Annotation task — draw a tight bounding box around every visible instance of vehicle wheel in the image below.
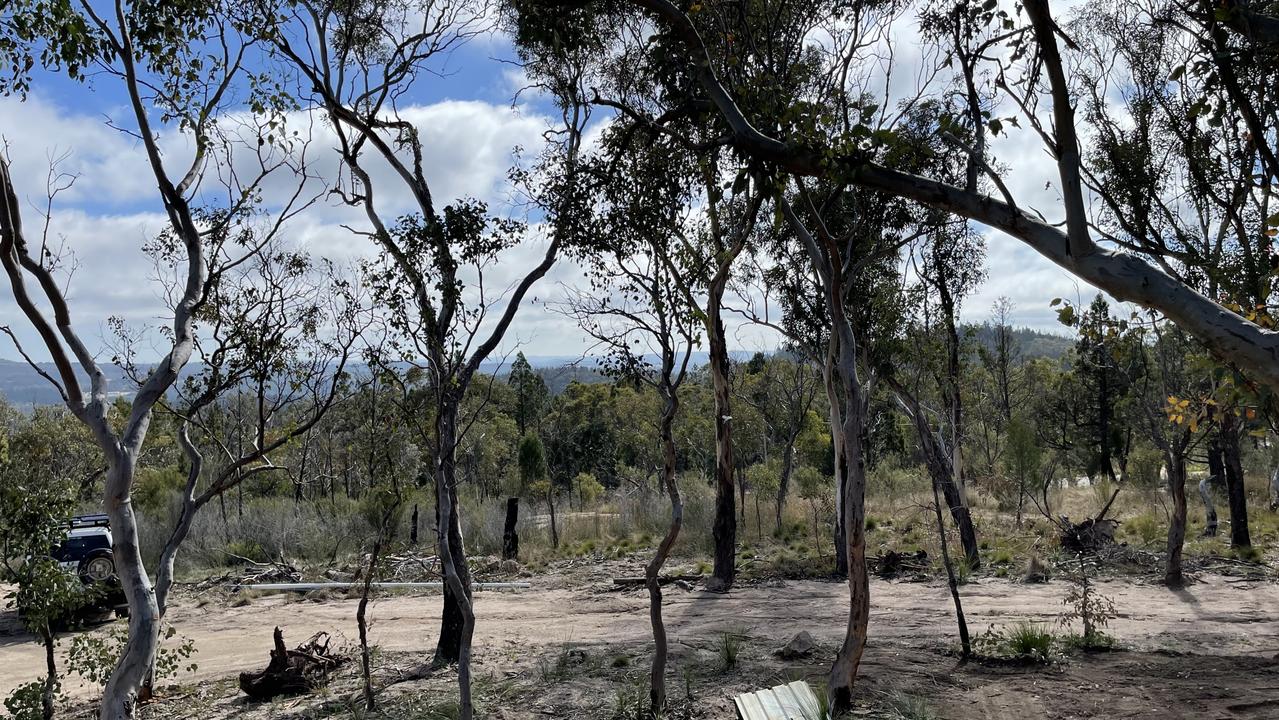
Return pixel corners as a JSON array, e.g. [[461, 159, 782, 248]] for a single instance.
[[78, 549, 116, 584]]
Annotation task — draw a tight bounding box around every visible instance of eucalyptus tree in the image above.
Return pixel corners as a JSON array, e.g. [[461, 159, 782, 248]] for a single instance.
[[903, 219, 985, 568], [1077, 0, 1276, 548], [664, 174, 763, 592], [737, 355, 821, 533], [118, 248, 366, 624], [560, 133, 699, 711], [0, 3, 307, 714], [1129, 321, 1212, 587], [264, 4, 593, 714]]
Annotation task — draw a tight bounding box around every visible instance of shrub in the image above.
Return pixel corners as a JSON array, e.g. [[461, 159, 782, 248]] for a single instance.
[[719, 632, 742, 671], [1058, 556, 1117, 650], [1004, 622, 1054, 660], [1124, 511, 1164, 546], [3, 680, 61, 720], [68, 625, 197, 687]]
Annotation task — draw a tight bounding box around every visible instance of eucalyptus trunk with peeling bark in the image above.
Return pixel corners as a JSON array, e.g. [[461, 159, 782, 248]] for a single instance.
[[782, 198, 870, 711], [706, 300, 737, 592], [825, 338, 849, 578]]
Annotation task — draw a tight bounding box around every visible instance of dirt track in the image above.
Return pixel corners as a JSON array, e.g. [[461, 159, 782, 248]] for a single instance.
[[3, 572, 1279, 717]]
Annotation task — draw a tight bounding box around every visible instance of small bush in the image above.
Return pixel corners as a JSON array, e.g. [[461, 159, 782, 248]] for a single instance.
[[719, 632, 742, 671], [4, 680, 62, 720], [1004, 622, 1054, 661], [881, 691, 936, 720]]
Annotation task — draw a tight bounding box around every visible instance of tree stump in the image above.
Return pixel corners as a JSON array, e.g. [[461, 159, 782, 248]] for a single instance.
[[238, 627, 345, 700], [502, 497, 520, 560], [410, 503, 420, 546]]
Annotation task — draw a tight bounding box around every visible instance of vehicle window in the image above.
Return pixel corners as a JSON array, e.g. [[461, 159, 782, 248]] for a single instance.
[[52, 535, 110, 560]]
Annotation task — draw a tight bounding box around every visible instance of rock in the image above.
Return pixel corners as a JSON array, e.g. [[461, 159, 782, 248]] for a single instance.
[[775, 631, 816, 660]]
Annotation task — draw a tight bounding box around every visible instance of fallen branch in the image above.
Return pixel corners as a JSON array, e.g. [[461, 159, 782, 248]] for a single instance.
[[612, 574, 702, 587]]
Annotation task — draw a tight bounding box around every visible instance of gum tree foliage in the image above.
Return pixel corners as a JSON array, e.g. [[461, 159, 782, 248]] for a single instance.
[[0, 2, 306, 715], [517, 0, 1279, 410], [1076, 0, 1275, 548], [555, 120, 701, 712]]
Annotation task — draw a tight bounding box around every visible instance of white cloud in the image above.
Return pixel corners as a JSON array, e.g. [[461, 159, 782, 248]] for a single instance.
[[0, 94, 560, 363]]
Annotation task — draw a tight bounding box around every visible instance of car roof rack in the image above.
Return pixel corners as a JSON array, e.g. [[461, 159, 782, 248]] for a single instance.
[[69, 514, 111, 529]]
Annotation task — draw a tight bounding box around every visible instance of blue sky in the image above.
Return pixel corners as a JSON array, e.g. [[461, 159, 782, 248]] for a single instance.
[[0, 14, 1098, 367]]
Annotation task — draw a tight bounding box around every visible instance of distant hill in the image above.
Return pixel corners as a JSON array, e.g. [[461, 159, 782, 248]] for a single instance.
[[966, 324, 1073, 361], [0, 359, 142, 408], [0, 338, 1070, 406]]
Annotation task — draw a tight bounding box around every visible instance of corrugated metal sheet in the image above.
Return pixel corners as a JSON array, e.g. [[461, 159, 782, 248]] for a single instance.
[[733, 680, 823, 720]]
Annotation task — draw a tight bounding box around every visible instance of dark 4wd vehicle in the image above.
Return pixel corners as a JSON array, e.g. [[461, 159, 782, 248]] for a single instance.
[[49, 514, 129, 621]]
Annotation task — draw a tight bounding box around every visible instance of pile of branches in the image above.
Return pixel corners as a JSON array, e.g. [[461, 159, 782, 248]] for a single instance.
[[239, 627, 346, 700], [367, 551, 439, 581], [230, 556, 302, 586], [191, 555, 301, 593]]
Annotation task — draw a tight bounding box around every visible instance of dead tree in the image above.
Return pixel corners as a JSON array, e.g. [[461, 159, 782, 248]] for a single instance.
[[502, 498, 520, 560]]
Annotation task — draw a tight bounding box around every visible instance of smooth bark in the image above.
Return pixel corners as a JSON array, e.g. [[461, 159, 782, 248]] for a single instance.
[[783, 198, 869, 712]]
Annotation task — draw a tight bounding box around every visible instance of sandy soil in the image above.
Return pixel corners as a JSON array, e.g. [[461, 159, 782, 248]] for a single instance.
[[3, 568, 1279, 718]]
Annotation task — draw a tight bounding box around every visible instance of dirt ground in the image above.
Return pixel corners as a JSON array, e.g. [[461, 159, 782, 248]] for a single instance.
[[2, 565, 1279, 718]]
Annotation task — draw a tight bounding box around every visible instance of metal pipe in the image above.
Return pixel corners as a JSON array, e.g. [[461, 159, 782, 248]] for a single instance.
[[235, 581, 530, 592]]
